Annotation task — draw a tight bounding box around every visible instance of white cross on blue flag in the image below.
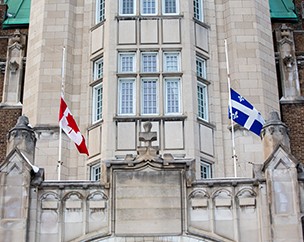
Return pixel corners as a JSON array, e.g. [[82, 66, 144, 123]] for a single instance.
[[229, 88, 265, 136]]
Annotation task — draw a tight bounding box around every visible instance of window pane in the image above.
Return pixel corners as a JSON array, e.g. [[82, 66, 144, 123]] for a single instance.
[[197, 83, 208, 120], [200, 161, 211, 179], [196, 57, 206, 79], [193, 0, 203, 21], [94, 58, 103, 80], [163, 0, 177, 14], [91, 164, 101, 181], [142, 53, 157, 72], [119, 79, 135, 114], [164, 53, 180, 72], [142, 79, 158, 114], [142, 0, 156, 14], [93, 84, 103, 122], [119, 54, 135, 73], [96, 0, 105, 23], [121, 0, 135, 15], [165, 79, 180, 114]]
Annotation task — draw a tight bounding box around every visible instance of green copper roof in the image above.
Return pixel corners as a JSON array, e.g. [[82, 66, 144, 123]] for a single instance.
[[3, 0, 31, 28], [269, 0, 298, 21]]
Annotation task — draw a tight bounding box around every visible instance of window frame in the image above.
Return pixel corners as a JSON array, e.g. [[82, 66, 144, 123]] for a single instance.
[[141, 52, 159, 73], [141, 78, 159, 115], [96, 0, 105, 24], [197, 81, 208, 121], [118, 52, 136, 73], [92, 83, 103, 123], [90, 163, 101, 181], [163, 52, 181, 72], [196, 56, 207, 79], [141, 0, 158, 15], [193, 0, 204, 22], [93, 57, 103, 81], [118, 78, 136, 115], [119, 0, 136, 16], [200, 160, 212, 179], [162, 0, 179, 15], [164, 78, 181, 115]]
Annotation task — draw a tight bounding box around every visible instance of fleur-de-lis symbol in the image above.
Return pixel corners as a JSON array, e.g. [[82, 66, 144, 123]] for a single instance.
[[232, 111, 238, 120], [238, 95, 244, 102]]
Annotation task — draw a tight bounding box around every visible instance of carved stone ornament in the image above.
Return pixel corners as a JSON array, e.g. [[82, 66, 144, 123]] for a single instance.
[[283, 55, 294, 70], [9, 60, 19, 73]]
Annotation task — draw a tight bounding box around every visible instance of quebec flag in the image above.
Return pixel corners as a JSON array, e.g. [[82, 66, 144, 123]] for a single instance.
[[229, 88, 265, 136]]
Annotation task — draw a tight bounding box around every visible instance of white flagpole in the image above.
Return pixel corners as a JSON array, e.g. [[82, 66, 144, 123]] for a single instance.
[[224, 39, 237, 178], [58, 46, 66, 181]]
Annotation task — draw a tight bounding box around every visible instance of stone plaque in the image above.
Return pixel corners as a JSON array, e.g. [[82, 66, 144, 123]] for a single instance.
[[114, 167, 182, 235]]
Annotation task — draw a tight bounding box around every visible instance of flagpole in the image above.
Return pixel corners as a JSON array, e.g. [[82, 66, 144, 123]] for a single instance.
[[58, 46, 66, 181], [224, 39, 237, 178]]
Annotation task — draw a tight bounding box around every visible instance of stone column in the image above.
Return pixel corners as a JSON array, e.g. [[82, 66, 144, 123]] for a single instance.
[[0, 115, 36, 241]]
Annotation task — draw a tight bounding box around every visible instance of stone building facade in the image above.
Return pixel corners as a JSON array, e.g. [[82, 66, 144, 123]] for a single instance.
[[0, 114, 303, 241], [21, 0, 278, 181], [1, 0, 304, 241]]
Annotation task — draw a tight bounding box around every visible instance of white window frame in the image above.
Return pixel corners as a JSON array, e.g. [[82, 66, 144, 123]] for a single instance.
[[141, 0, 158, 15], [118, 53, 136, 73], [193, 0, 204, 22], [197, 82, 208, 121], [92, 83, 103, 123], [93, 58, 103, 81], [119, 0, 136, 16], [163, 52, 181, 72], [196, 56, 207, 79], [90, 163, 101, 181], [141, 52, 158, 73], [141, 78, 159, 115], [162, 0, 179, 15], [96, 0, 105, 24], [200, 160, 212, 179], [164, 78, 181, 114], [118, 78, 136, 115]]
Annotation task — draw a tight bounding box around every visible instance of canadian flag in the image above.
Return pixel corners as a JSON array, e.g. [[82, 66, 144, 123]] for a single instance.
[[59, 97, 89, 156]]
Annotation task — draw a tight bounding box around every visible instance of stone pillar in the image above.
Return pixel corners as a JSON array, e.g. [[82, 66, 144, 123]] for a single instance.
[[261, 111, 290, 160], [0, 115, 36, 242]]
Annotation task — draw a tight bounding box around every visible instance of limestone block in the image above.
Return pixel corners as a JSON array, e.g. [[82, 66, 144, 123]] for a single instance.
[[191, 198, 208, 208], [118, 20, 136, 44], [164, 121, 183, 149], [162, 19, 180, 43], [195, 23, 209, 52], [140, 20, 158, 44], [91, 25, 104, 54], [117, 122, 136, 150], [41, 201, 58, 209], [214, 198, 231, 207], [238, 197, 255, 206], [65, 200, 82, 209], [199, 124, 214, 156], [89, 200, 106, 209]]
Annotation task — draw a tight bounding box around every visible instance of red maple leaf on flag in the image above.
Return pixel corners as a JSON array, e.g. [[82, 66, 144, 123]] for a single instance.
[[66, 113, 80, 133]]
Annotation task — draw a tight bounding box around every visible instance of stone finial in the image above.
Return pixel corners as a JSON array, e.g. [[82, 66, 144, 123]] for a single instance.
[[136, 122, 160, 162], [261, 111, 290, 160], [7, 115, 36, 162]]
